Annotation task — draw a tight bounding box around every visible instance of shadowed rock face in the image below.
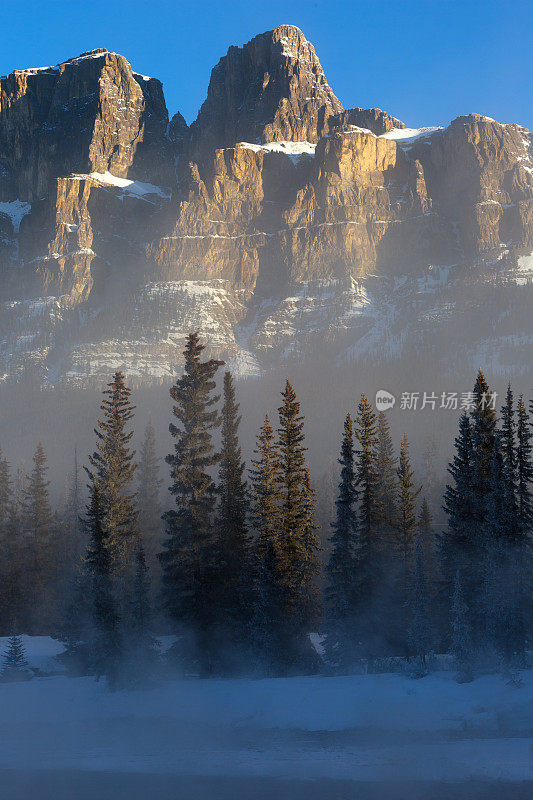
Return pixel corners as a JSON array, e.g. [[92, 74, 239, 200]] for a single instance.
[[0, 27, 531, 366]]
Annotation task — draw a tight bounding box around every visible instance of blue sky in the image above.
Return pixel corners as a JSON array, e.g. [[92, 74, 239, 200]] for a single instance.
[[2, 0, 531, 129]]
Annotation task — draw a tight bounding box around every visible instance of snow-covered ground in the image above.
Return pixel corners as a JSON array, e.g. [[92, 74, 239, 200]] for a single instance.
[[0, 637, 531, 789]]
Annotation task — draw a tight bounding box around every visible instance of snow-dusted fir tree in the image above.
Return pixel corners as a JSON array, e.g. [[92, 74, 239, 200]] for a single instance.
[[1, 628, 30, 681], [325, 413, 359, 668]]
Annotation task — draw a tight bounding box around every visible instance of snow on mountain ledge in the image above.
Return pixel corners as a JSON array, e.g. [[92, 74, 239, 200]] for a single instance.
[[0, 199, 32, 233], [380, 126, 443, 147], [237, 141, 316, 163], [73, 171, 170, 199]]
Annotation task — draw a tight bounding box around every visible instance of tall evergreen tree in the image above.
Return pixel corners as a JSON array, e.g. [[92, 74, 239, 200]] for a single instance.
[[440, 412, 476, 634], [88, 371, 138, 574], [136, 420, 163, 572], [353, 394, 382, 660], [375, 411, 397, 531], [160, 333, 223, 674], [394, 436, 421, 565], [471, 369, 497, 531], [252, 540, 287, 675], [298, 468, 321, 631], [499, 385, 519, 541], [483, 437, 525, 666], [516, 395, 533, 538], [325, 413, 359, 668], [84, 479, 122, 687], [249, 413, 280, 560], [393, 435, 421, 654], [0, 465, 25, 633], [23, 443, 56, 631], [125, 543, 159, 682], [275, 379, 319, 670], [216, 371, 250, 642]]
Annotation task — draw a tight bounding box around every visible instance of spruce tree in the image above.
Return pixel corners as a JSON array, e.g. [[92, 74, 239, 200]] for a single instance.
[[440, 412, 476, 633], [23, 443, 56, 631], [516, 395, 533, 537], [499, 385, 519, 541], [0, 466, 25, 633], [276, 379, 318, 670], [325, 413, 359, 668], [252, 540, 287, 675], [1, 628, 30, 681], [85, 479, 122, 687], [136, 420, 163, 573], [59, 448, 84, 585], [216, 371, 250, 643], [298, 468, 321, 632], [249, 413, 280, 560], [394, 435, 421, 654], [88, 371, 138, 575], [160, 333, 223, 674], [353, 394, 382, 661], [471, 369, 497, 532], [375, 411, 397, 531], [483, 437, 525, 666], [395, 436, 421, 565], [125, 543, 159, 682]]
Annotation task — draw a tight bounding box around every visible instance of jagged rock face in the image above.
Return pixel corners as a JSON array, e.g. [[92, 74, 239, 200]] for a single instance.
[[188, 25, 343, 158], [0, 31, 532, 387], [0, 49, 171, 202], [329, 107, 405, 136], [412, 114, 533, 255]]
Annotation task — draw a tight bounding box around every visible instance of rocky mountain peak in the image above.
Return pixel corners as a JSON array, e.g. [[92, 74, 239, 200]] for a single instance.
[[188, 24, 343, 159]]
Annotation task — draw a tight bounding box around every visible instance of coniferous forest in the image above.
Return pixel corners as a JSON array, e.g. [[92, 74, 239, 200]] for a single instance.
[[0, 332, 531, 687]]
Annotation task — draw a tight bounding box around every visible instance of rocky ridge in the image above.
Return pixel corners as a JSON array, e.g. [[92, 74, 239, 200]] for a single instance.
[[0, 26, 532, 385]]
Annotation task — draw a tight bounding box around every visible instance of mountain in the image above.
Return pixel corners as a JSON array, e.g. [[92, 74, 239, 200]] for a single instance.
[[0, 26, 532, 387]]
